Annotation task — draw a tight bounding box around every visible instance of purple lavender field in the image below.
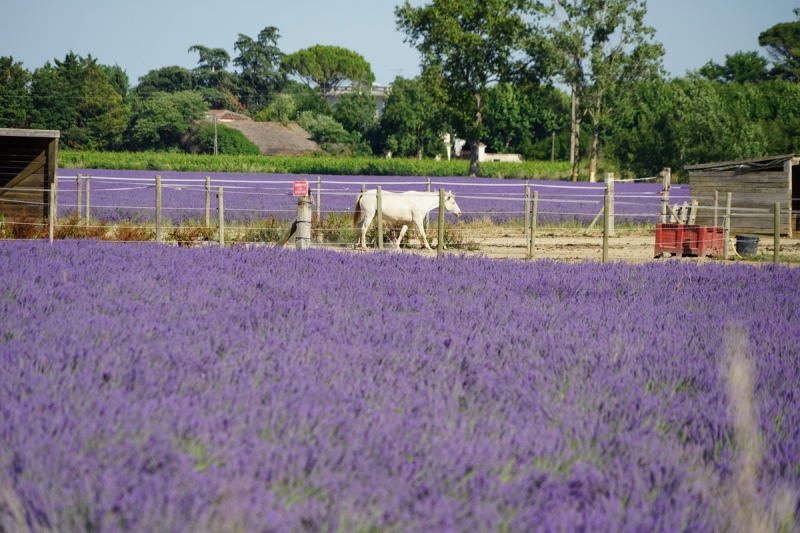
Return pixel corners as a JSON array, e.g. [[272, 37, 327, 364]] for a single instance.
[[1, 241, 798, 532], [58, 169, 682, 225]]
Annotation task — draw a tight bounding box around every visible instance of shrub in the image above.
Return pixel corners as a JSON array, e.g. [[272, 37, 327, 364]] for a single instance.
[[114, 223, 155, 241], [186, 123, 261, 156], [167, 223, 215, 246], [53, 215, 107, 239]]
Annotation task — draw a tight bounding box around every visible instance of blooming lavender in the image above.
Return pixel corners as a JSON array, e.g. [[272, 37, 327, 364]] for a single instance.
[[57, 169, 674, 225], [1, 241, 797, 532]]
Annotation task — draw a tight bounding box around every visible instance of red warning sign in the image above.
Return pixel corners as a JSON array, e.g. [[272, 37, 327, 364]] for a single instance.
[[293, 180, 309, 196]]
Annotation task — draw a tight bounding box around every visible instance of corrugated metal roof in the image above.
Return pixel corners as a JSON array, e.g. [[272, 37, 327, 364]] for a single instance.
[[684, 154, 798, 172]]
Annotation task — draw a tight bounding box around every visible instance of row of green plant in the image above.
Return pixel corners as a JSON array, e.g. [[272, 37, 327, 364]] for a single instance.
[[58, 151, 575, 179]]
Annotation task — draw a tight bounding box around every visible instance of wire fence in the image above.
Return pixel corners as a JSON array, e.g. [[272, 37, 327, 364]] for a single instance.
[[1, 170, 798, 261]]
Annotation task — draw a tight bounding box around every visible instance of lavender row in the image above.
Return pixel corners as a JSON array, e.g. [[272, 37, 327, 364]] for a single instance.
[[1, 241, 798, 532], [56, 169, 674, 225]]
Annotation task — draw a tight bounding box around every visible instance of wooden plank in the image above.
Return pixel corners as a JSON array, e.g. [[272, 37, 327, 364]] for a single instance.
[[690, 171, 789, 180], [0, 129, 60, 139], [0, 152, 45, 196]]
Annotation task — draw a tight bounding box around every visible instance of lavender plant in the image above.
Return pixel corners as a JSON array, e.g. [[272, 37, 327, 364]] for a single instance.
[[0, 241, 797, 532]]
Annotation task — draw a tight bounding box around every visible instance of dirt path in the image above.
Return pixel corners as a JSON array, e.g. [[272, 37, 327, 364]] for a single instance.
[[347, 228, 800, 263]]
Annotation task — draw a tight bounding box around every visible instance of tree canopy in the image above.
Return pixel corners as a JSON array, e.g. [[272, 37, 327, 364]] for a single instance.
[[396, 0, 548, 176], [281, 45, 375, 97], [759, 19, 800, 81], [0, 56, 32, 129]]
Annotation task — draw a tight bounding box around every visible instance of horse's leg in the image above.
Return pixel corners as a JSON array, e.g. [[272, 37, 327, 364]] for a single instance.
[[359, 211, 374, 249], [396, 224, 408, 249], [413, 217, 432, 250]]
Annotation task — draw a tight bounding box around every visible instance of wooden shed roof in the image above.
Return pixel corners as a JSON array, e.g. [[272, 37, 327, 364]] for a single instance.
[[0, 128, 60, 139], [684, 154, 799, 173]]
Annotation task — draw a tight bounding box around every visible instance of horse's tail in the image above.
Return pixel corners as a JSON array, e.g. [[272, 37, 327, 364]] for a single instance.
[[352, 194, 363, 229]]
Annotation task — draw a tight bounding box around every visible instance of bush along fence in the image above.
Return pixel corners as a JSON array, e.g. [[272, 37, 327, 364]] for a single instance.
[[0, 169, 795, 263]]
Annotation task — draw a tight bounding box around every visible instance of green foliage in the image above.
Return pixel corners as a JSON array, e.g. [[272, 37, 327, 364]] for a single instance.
[[605, 78, 770, 177], [698, 51, 770, 84], [29, 52, 128, 150], [379, 76, 444, 158], [0, 56, 32, 128], [483, 83, 533, 153], [233, 26, 285, 109], [134, 66, 193, 96], [281, 45, 375, 97], [59, 150, 574, 179], [281, 81, 331, 116], [263, 93, 296, 125], [128, 91, 209, 150], [332, 87, 377, 136], [396, 0, 548, 176], [759, 19, 800, 81], [186, 122, 261, 155]]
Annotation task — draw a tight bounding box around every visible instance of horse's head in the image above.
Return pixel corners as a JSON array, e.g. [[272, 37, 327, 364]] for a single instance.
[[444, 191, 461, 217]]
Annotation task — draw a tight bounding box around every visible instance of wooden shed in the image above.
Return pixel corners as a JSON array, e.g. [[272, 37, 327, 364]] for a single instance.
[[685, 154, 798, 238], [0, 128, 60, 220]]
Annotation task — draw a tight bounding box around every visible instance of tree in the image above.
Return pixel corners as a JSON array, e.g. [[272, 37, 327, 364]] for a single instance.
[[0, 56, 32, 128], [29, 52, 128, 150], [281, 80, 331, 115], [606, 78, 766, 178], [134, 66, 194, 97], [379, 76, 444, 159], [127, 91, 208, 150], [281, 45, 375, 98], [759, 17, 800, 81], [698, 51, 769, 83], [332, 87, 377, 137], [232, 26, 284, 109], [551, 0, 663, 182], [482, 83, 533, 153], [253, 93, 296, 125], [187, 45, 237, 96], [396, 0, 547, 176]]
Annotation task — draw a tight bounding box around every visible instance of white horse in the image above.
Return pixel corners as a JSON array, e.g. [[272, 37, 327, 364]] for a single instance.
[[352, 189, 462, 250]]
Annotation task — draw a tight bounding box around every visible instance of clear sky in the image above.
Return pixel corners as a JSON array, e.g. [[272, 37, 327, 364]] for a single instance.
[[1, 0, 796, 88]]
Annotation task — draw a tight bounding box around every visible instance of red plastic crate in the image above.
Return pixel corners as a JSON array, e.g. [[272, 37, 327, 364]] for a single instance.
[[655, 223, 724, 258]]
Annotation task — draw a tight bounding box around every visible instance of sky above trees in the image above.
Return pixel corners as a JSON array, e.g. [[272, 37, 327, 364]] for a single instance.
[[1, 0, 795, 87]]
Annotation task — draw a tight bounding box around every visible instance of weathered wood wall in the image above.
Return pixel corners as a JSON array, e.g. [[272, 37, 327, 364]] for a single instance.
[[689, 159, 794, 237], [0, 129, 59, 220]]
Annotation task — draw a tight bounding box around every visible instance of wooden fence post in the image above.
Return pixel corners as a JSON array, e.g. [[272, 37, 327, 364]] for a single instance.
[[155, 175, 162, 243], [714, 190, 719, 228], [524, 182, 530, 242], [316, 176, 321, 221], [723, 192, 732, 259], [376, 186, 384, 250], [205, 176, 211, 228], [774, 202, 781, 264], [528, 190, 538, 259], [606, 173, 615, 237], [218, 187, 225, 247], [85, 175, 91, 226], [437, 188, 445, 258], [660, 167, 671, 224], [48, 183, 55, 243], [76, 174, 82, 222], [603, 188, 610, 263], [425, 177, 431, 229], [53, 174, 58, 224], [296, 185, 311, 250]]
